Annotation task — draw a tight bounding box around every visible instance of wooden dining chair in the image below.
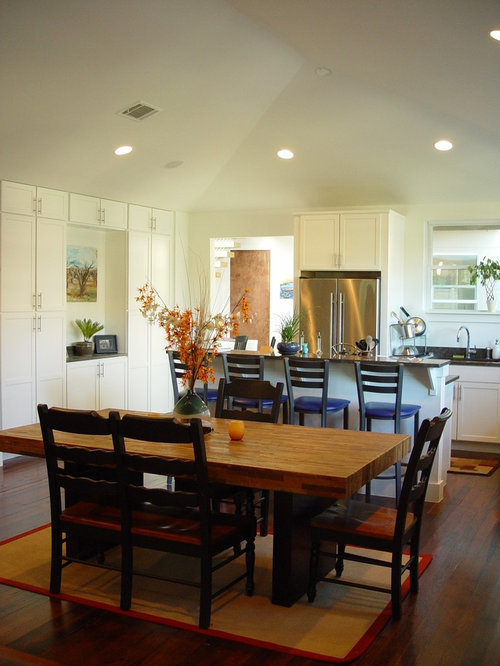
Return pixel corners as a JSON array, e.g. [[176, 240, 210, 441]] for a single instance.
[[283, 357, 350, 428], [37, 404, 122, 595], [215, 377, 284, 537], [307, 408, 451, 620], [355, 362, 421, 502], [111, 414, 256, 629], [233, 335, 249, 350]]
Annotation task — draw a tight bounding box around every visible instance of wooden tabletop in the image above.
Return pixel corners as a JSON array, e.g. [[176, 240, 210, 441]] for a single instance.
[[0, 416, 411, 500]]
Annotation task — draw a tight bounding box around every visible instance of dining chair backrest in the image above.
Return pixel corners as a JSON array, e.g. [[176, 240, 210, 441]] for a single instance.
[[215, 377, 283, 423], [38, 404, 119, 512], [233, 335, 249, 350], [396, 407, 451, 529], [112, 414, 209, 519], [283, 356, 329, 411], [355, 362, 404, 429], [167, 349, 215, 404], [223, 353, 265, 381]]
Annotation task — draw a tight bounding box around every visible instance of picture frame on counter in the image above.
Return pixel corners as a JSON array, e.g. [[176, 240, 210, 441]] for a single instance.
[[94, 334, 118, 354]]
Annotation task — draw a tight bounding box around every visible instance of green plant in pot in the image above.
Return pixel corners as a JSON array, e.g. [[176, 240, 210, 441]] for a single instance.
[[74, 318, 104, 356], [468, 257, 500, 312], [276, 312, 302, 356]]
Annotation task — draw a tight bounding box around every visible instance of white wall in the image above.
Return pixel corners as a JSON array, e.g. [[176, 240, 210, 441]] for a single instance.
[[188, 201, 500, 351]]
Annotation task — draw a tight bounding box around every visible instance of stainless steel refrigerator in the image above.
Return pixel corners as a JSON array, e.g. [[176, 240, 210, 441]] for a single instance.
[[299, 272, 380, 355]]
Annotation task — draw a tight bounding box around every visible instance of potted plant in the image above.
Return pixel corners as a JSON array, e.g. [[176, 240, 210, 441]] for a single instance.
[[468, 257, 500, 312], [276, 312, 302, 356], [74, 318, 104, 356]]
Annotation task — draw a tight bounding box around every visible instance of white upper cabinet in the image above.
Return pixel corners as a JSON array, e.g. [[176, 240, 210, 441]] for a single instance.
[[129, 203, 173, 235], [298, 212, 381, 271], [69, 193, 127, 229], [0, 213, 66, 312], [1, 181, 68, 220]]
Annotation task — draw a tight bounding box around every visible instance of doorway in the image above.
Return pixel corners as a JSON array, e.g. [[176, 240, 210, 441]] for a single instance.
[[230, 250, 270, 347]]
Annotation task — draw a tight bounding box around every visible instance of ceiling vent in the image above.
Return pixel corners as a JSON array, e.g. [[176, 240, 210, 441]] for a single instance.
[[118, 101, 162, 121]]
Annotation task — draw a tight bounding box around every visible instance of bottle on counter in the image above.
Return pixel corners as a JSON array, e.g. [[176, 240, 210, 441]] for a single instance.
[[316, 331, 322, 357], [493, 340, 500, 360]]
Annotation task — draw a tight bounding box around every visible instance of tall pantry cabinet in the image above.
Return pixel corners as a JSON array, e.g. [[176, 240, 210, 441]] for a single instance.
[[0, 181, 67, 438], [127, 204, 175, 413]]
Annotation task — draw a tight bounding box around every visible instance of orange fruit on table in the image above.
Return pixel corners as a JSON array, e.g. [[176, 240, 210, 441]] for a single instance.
[[228, 420, 245, 441]]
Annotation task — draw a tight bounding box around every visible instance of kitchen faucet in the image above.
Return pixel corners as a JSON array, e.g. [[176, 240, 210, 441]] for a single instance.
[[456, 326, 471, 359]]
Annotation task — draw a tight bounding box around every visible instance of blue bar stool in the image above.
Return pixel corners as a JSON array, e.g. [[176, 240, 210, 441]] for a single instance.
[[354, 361, 421, 502], [223, 353, 289, 423], [283, 357, 350, 428]]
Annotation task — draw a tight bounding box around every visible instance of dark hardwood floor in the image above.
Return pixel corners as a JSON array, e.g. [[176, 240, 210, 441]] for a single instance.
[[0, 454, 498, 665]]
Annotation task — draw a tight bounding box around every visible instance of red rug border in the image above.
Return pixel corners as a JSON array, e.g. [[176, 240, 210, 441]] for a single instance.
[[0, 527, 432, 664]]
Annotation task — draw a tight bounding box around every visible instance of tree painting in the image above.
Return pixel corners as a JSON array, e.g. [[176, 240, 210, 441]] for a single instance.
[[66, 246, 98, 302]]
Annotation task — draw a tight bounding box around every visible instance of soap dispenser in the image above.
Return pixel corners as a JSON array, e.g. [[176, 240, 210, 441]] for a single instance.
[[493, 340, 500, 360]]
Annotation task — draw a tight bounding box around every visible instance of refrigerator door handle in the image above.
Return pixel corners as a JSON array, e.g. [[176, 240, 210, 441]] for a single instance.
[[329, 292, 335, 350], [338, 291, 344, 345]]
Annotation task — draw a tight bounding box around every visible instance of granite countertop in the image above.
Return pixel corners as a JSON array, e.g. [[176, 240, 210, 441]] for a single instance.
[[66, 352, 127, 362]]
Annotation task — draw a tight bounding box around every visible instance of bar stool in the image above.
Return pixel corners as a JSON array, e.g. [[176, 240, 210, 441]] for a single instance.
[[223, 353, 289, 423], [283, 357, 350, 428], [167, 350, 218, 405], [354, 361, 421, 502]]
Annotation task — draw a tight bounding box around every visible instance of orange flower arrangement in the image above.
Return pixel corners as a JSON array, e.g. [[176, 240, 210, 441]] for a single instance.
[[137, 282, 251, 391]]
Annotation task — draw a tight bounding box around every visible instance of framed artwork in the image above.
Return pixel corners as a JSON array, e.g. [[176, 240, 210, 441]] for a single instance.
[[94, 334, 118, 354], [66, 246, 98, 302], [280, 281, 293, 299]]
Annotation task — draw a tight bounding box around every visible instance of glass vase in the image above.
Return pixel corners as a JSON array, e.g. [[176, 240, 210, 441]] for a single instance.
[[173, 389, 210, 423]]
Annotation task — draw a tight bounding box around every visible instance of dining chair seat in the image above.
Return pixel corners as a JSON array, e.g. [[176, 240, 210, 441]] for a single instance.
[[294, 395, 350, 414], [364, 401, 421, 420]]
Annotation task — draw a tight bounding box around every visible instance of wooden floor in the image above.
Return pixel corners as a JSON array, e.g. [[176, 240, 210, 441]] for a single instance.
[[0, 454, 498, 666]]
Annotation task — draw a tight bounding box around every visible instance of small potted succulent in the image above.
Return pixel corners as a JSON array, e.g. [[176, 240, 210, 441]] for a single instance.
[[468, 257, 500, 312], [276, 312, 302, 356], [74, 318, 104, 356]]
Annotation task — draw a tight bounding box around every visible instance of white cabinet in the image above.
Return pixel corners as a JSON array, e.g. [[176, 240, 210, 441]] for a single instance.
[[66, 356, 127, 410], [452, 365, 500, 444], [0, 213, 66, 312], [127, 227, 174, 413], [298, 212, 381, 270], [1, 181, 68, 220], [0, 312, 66, 428], [129, 203, 173, 234], [69, 193, 127, 229]]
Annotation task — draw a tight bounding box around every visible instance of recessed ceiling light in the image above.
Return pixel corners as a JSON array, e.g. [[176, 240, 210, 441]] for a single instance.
[[114, 145, 133, 156], [434, 139, 453, 152], [277, 149, 294, 159], [489, 30, 500, 41]]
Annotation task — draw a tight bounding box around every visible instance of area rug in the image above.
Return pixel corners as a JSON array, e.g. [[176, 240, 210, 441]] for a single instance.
[[0, 526, 432, 664], [449, 457, 499, 476]]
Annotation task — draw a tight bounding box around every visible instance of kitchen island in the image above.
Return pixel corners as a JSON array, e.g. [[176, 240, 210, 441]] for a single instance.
[[213, 351, 452, 502]]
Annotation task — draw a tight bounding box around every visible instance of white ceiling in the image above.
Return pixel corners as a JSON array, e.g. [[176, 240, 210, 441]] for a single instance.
[[1, 0, 499, 212]]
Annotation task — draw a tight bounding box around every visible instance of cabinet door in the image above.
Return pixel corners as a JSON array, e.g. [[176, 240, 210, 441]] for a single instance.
[[1, 181, 36, 215], [99, 357, 126, 409], [36, 188, 68, 220], [299, 214, 339, 269], [37, 312, 66, 409], [129, 204, 151, 232], [338, 213, 381, 270], [66, 361, 99, 410], [456, 382, 500, 443], [69, 193, 100, 226], [151, 233, 173, 302], [0, 313, 36, 428], [101, 199, 127, 229], [152, 209, 173, 235], [37, 218, 66, 311], [0, 213, 36, 311], [128, 231, 151, 303]]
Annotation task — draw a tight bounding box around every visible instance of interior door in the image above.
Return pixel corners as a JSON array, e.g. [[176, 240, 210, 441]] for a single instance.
[[230, 250, 270, 348]]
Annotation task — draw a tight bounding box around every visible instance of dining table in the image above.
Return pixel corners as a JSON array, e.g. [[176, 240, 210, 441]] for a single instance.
[[0, 412, 411, 607]]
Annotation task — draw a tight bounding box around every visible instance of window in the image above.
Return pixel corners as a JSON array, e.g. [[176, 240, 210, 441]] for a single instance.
[[428, 222, 500, 312]]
